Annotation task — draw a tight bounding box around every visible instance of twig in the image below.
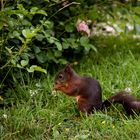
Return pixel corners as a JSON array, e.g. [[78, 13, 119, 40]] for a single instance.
[[48, 2, 80, 20]]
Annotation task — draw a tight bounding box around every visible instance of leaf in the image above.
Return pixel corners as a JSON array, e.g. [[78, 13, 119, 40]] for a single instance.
[[27, 65, 47, 74], [36, 52, 47, 63], [54, 51, 62, 57], [17, 64, 22, 68], [80, 36, 89, 46], [47, 37, 58, 44], [30, 7, 38, 13], [43, 20, 54, 29], [22, 29, 37, 39], [47, 51, 55, 61], [17, 4, 25, 11], [34, 46, 41, 54], [11, 59, 16, 65], [62, 42, 69, 49], [27, 66, 34, 73], [5, 47, 12, 54], [20, 59, 29, 67], [82, 44, 97, 53], [55, 42, 62, 51], [58, 58, 68, 64], [30, 7, 47, 16], [34, 66, 47, 74], [65, 24, 74, 33], [13, 31, 20, 38], [83, 45, 90, 52], [36, 34, 44, 41], [87, 44, 97, 52], [36, 10, 47, 16]]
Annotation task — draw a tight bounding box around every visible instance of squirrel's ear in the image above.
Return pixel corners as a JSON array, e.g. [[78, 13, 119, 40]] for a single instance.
[[64, 63, 72, 73]]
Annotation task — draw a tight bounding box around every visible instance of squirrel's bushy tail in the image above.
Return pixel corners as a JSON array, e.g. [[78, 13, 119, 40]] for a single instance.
[[102, 91, 140, 115]]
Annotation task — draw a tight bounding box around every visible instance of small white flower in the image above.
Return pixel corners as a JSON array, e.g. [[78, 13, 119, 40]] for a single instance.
[[124, 87, 132, 93], [51, 90, 56, 95], [35, 83, 42, 88], [126, 23, 133, 31], [30, 90, 38, 97], [105, 26, 115, 34], [3, 114, 8, 119]]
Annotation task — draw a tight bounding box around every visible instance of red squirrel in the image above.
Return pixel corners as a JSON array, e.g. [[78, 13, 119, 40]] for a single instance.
[[54, 64, 140, 115], [102, 91, 140, 115], [54, 64, 102, 114]]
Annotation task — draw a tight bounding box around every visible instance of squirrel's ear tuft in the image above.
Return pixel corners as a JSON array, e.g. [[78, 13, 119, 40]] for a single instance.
[[64, 63, 72, 73]]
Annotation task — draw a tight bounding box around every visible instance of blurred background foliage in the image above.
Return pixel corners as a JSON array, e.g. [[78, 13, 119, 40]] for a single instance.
[[0, 0, 140, 104]]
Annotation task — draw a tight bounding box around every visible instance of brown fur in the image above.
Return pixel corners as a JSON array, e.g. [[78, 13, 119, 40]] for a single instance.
[[102, 91, 140, 115], [54, 64, 140, 116], [54, 64, 102, 114]]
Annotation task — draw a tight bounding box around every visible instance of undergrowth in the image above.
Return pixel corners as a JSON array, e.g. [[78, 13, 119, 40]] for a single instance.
[[1, 36, 140, 139]]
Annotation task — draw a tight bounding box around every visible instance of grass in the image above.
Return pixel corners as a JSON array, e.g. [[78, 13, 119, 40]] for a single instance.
[[1, 35, 140, 139]]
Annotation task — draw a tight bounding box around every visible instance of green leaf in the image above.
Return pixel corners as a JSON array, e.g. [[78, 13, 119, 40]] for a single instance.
[[36, 10, 47, 16], [83, 45, 90, 52], [80, 36, 89, 46], [82, 43, 97, 53], [47, 51, 55, 61], [5, 47, 12, 54], [11, 59, 16, 65], [34, 66, 47, 74], [30, 7, 38, 13], [87, 44, 97, 52], [55, 42, 62, 51], [20, 60, 29, 67], [34, 46, 41, 54], [36, 52, 47, 63], [22, 29, 37, 39], [36, 34, 44, 41], [43, 20, 54, 29], [58, 58, 68, 64], [62, 42, 69, 49], [65, 24, 74, 33], [13, 31, 20, 38], [17, 4, 25, 11], [17, 64, 22, 68], [47, 37, 58, 44], [27, 66, 34, 73], [27, 65, 47, 74], [54, 51, 62, 57], [30, 7, 47, 16]]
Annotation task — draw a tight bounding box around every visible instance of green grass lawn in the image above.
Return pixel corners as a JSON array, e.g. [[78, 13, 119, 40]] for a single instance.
[[1, 36, 140, 140]]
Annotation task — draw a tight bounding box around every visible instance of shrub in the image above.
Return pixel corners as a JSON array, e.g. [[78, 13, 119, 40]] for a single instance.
[[0, 0, 98, 104], [0, 0, 139, 104]]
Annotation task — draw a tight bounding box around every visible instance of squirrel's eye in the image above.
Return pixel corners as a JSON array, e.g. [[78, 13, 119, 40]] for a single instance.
[[58, 74, 63, 80]]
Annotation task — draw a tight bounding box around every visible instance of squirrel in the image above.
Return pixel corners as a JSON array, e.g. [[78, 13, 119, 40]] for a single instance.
[[102, 91, 140, 115], [54, 64, 102, 114], [54, 64, 140, 115]]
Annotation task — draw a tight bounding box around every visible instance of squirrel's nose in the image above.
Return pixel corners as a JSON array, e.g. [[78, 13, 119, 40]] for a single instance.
[[55, 81, 59, 85], [54, 81, 59, 90]]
